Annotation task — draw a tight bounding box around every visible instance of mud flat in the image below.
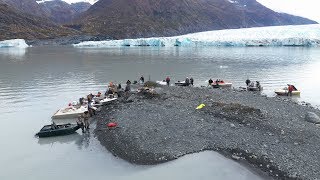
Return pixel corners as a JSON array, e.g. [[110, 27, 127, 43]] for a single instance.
[[94, 85, 320, 180]]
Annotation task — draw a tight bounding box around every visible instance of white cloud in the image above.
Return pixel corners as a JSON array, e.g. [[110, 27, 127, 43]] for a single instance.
[[257, 0, 320, 23]]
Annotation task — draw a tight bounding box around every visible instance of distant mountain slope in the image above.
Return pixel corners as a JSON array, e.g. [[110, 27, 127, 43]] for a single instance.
[[0, 0, 47, 17], [0, 3, 78, 40], [39, 0, 91, 24], [75, 0, 317, 39]]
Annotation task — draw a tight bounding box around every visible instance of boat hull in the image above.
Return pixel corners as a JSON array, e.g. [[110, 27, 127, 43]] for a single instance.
[[36, 124, 80, 138], [175, 81, 189, 86], [212, 83, 232, 88], [156, 81, 167, 86], [247, 86, 263, 91], [52, 106, 87, 119], [275, 90, 300, 96]]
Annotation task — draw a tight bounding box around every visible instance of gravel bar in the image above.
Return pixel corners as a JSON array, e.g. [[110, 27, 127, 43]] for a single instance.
[[94, 85, 320, 180]]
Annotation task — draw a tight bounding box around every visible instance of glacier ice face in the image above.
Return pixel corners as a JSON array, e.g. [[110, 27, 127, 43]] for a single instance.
[[74, 24, 320, 48], [0, 39, 29, 48]]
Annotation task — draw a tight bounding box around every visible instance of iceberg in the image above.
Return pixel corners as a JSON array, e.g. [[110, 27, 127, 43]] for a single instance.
[[0, 39, 29, 48], [74, 24, 320, 47]]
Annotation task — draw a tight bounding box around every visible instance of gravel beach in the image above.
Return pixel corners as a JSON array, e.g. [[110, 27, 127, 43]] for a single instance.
[[94, 84, 320, 180]]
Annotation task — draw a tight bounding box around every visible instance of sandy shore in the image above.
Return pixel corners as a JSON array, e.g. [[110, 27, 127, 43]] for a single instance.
[[94, 84, 320, 180]]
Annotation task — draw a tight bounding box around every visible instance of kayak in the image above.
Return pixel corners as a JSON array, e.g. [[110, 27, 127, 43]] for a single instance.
[[36, 123, 80, 138]]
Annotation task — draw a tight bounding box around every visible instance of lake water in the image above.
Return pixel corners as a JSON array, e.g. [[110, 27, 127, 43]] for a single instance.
[[1, 46, 320, 180]]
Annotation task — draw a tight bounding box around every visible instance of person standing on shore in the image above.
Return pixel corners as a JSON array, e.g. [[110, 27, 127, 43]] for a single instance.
[[125, 80, 131, 92], [185, 77, 190, 86], [83, 111, 90, 131], [140, 76, 145, 84], [208, 79, 213, 86], [246, 79, 251, 86], [190, 77, 194, 86], [288, 84, 293, 96], [166, 76, 170, 86], [77, 115, 85, 133]]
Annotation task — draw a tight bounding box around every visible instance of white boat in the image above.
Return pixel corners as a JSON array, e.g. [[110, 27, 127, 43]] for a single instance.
[[52, 105, 87, 119], [99, 97, 117, 105], [211, 80, 232, 88], [275, 86, 300, 96], [175, 81, 188, 86], [156, 80, 167, 86]]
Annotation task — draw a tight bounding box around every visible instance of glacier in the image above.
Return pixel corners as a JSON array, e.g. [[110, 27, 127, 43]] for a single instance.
[[0, 39, 29, 48], [74, 24, 320, 47]]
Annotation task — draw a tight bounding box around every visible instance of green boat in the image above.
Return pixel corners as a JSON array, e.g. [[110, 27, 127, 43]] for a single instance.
[[36, 123, 80, 138]]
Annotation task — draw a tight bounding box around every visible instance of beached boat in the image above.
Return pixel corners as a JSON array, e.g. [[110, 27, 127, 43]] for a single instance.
[[36, 123, 80, 138], [175, 81, 189, 86], [211, 80, 232, 88], [156, 80, 167, 86], [52, 105, 87, 119], [275, 86, 300, 96], [99, 97, 117, 105], [247, 86, 263, 91]]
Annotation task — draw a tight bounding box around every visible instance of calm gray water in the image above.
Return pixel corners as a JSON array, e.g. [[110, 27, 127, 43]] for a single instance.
[[1, 46, 320, 180]]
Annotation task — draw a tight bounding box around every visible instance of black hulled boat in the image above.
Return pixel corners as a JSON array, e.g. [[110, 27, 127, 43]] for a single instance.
[[36, 123, 80, 138]]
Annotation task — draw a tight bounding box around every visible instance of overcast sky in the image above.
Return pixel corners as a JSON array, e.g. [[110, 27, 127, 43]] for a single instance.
[[59, 0, 319, 23], [257, 0, 320, 23]]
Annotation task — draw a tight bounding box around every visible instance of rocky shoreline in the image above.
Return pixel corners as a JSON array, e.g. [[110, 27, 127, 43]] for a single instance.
[[94, 84, 320, 180]]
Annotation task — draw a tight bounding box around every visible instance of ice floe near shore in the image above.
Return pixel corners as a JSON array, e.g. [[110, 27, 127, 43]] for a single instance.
[[74, 24, 320, 47], [0, 39, 29, 48]]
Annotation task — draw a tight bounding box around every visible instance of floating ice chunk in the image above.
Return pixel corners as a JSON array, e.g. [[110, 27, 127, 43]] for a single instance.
[[74, 24, 320, 48], [0, 39, 29, 48]]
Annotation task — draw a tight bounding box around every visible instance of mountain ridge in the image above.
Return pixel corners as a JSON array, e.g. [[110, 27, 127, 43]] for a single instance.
[[75, 0, 317, 39]]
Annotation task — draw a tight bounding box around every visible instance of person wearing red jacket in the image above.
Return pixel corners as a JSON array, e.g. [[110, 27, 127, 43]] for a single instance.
[[288, 84, 294, 96]]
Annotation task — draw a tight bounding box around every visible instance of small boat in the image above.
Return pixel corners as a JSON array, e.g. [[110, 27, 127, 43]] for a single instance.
[[275, 86, 300, 96], [156, 80, 167, 86], [36, 123, 80, 138], [175, 81, 188, 86], [52, 105, 87, 119], [211, 80, 232, 88], [247, 81, 262, 91], [247, 86, 263, 91], [99, 97, 117, 105]]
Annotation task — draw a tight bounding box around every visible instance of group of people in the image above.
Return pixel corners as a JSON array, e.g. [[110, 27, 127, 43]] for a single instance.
[[184, 77, 194, 86], [246, 79, 261, 88]]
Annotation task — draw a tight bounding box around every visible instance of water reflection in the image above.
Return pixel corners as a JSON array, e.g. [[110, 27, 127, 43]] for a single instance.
[[0, 48, 26, 62], [1, 46, 320, 180], [37, 133, 82, 146]]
